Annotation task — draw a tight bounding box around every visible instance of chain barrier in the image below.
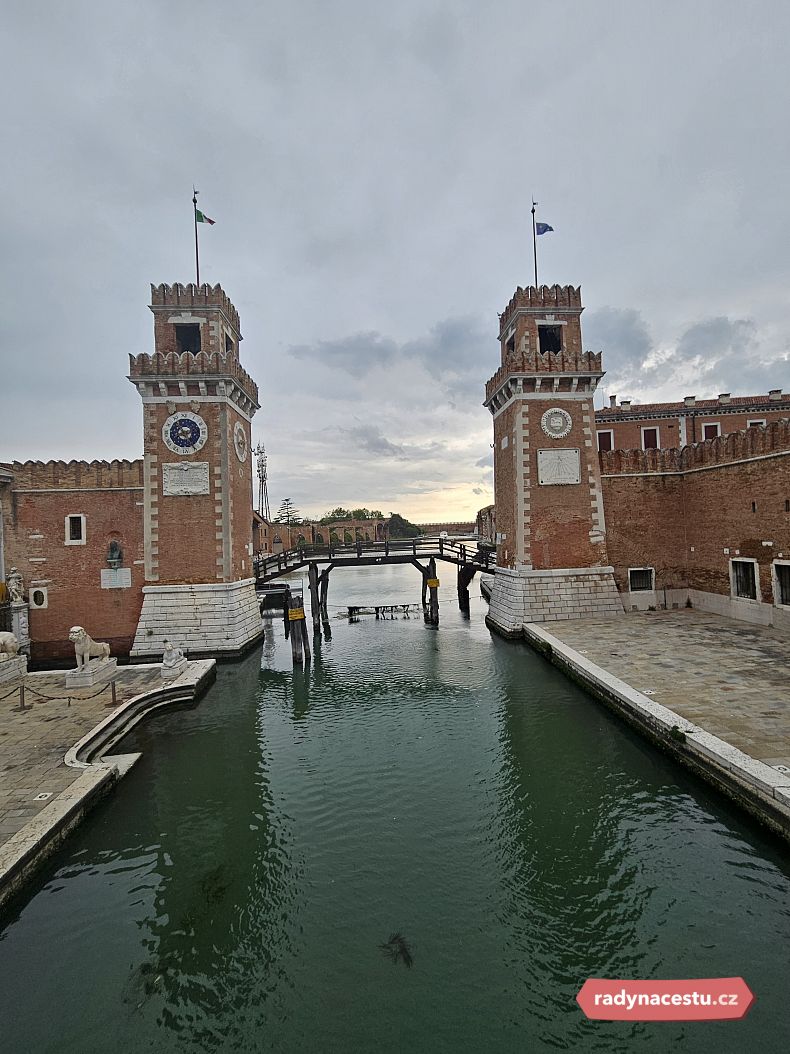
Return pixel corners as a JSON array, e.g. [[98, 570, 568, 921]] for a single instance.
[[5, 678, 118, 710]]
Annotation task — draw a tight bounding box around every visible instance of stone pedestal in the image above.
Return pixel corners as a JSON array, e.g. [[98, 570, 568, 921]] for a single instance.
[[131, 578, 263, 658], [10, 601, 30, 654], [65, 658, 118, 688], [161, 656, 188, 680], [486, 566, 624, 638], [0, 655, 28, 687]]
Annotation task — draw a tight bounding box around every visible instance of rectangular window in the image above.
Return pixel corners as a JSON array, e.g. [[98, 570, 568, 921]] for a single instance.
[[225, 332, 234, 355], [629, 567, 654, 591], [702, 422, 721, 440], [732, 559, 757, 600], [641, 427, 659, 449], [538, 325, 562, 355], [65, 514, 86, 546], [175, 323, 201, 355], [748, 419, 766, 427], [775, 563, 790, 606], [597, 430, 614, 452]]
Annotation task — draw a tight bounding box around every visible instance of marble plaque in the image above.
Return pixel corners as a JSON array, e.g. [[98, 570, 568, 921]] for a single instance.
[[101, 567, 132, 589], [162, 461, 210, 496], [537, 448, 581, 485]]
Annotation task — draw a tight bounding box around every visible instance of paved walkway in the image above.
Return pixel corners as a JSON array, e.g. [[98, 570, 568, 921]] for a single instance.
[[0, 667, 162, 848], [543, 610, 790, 769]]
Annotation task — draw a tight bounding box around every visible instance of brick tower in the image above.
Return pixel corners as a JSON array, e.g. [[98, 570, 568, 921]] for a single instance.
[[483, 284, 622, 634], [127, 282, 263, 656]]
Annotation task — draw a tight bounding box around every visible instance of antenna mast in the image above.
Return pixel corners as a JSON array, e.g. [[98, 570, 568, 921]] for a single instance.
[[254, 442, 271, 520]]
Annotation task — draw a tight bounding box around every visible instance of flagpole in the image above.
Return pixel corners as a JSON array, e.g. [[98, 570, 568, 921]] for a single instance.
[[192, 187, 200, 286], [531, 199, 538, 288]]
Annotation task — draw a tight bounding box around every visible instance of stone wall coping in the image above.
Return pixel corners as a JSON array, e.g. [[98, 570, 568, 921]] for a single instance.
[[494, 565, 615, 579], [141, 578, 256, 594]]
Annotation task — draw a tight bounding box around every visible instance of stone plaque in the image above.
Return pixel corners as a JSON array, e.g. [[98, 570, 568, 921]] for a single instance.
[[537, 448, 581, 485], [162, 462, 210, 496], [101, 567, 132, 589]]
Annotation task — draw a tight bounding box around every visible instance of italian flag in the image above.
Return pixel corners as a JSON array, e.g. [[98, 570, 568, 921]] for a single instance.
[[195, 209, 215, 225]]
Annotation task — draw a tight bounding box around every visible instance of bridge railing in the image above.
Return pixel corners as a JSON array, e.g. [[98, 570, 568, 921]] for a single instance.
[[254, 536, 494, 579]]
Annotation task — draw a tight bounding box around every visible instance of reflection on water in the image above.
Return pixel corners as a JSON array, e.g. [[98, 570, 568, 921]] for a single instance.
[[0, 565, 789, 1054]]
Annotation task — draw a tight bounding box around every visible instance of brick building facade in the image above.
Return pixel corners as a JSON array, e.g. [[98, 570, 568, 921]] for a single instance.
[[482, 282, 790, 636], [595, 391, 790, 451], [0, 281, 263, 662]]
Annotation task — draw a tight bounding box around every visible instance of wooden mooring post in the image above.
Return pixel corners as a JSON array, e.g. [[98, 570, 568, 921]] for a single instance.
[[287, 592, 311, 665], [308, 562, 321, 632], [457, 564, 477, 612], [426, 557, 440, 625]]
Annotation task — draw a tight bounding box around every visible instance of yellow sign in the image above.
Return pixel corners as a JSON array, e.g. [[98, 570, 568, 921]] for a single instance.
[[288, 608, 305, 621], [427, 578, 440, 588]]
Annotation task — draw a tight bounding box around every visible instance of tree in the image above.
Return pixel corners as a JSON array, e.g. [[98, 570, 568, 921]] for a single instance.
[[350, 507, 370, 520], [320, 506, 351, 525], [369, 510, 383, 519], [274, 497, 300, 526], [387, 512, 423, 538]]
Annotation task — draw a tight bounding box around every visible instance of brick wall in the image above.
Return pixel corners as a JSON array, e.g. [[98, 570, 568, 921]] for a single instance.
[[601, 422, 790, 602], [0, 460, 145, 659]]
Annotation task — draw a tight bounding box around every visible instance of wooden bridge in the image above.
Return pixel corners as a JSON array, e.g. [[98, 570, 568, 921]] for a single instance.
[[253, 537, 497, 630]]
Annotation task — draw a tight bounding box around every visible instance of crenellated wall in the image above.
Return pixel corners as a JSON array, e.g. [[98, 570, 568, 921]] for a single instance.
[[6, 459, 144, 490], [600, 422, 790, 629]]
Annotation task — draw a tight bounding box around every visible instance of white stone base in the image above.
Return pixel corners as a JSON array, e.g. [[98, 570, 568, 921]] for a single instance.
[[486, 566, 624, 637], [131, 578, 263, 658], [0, 655, 28, 686], [161, 657, 189, 679], [65, 658, 118, 688]]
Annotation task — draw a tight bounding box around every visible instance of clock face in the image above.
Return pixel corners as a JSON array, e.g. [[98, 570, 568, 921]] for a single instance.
[[233, 421, 248, 463], [540, 407, 573, 439], [162, 411, 208, 455]]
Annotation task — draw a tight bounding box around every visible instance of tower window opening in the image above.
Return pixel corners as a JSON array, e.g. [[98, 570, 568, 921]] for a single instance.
[[752, 501, 757, 513], [505, 334, 515, 357], [538, 325, 562, 355], [175, 323, 201, 355], [225, 332, 234, 355]]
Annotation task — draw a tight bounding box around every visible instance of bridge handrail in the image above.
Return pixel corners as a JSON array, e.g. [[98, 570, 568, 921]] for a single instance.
[[254, 536, 493, 577]]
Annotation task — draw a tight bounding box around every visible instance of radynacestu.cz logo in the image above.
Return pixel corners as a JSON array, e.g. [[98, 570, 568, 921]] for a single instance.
[[576, 978, 755, 1021]]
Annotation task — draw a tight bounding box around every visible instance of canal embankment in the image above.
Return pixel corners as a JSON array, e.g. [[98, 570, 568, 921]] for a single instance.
[[508, 609, 790, 842], [0, 659, 215, 910]]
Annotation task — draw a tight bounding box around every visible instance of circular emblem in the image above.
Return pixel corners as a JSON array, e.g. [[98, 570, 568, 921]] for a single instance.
[[540, 407, 573, 439], [233, 421, 249, 463], [162, 411, 208, 455]]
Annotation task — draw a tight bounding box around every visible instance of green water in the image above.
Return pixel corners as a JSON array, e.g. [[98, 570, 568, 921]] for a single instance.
[[1, 566, 789, 1053]]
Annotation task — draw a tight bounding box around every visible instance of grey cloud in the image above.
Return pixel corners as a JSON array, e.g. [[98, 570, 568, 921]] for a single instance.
[[475, 452, 493, 468], [288, 333, 399, 374]]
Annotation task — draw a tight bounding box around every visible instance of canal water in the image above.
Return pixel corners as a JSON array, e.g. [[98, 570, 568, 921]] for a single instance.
[[1, 567, 789, 1053]]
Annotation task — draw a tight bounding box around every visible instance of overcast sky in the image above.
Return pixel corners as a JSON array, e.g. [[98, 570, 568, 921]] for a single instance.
[[2, 0, 789, 521]]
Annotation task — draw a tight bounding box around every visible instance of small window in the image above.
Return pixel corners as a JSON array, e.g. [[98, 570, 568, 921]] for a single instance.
[[538, 325, 562, 355], [597, 430, 614, 452], [774, 563, 790, 606], [629, 567, 654, 592], [702, 422, 721, 440], [505, 334, 515, 356], [225, 332, 234, 355], [65, 514, 86, 546], [748, 418, 766, 427], [732, 559, 757, 600], [641, 427, 659, 450], [175, 323, 201, 355]]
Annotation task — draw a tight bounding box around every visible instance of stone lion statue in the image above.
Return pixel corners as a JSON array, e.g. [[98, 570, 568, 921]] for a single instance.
[[0, 631, 20, 658], [69, 626, 111, 668]]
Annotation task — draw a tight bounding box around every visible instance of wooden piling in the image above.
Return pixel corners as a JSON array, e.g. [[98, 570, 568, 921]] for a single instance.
[[287, 593, 306, 664], [427, 557, 440, 625], [308, 562, 320, 631]]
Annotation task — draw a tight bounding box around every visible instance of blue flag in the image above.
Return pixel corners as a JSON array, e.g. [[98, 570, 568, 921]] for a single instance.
[[535, 222, 554, 235]]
